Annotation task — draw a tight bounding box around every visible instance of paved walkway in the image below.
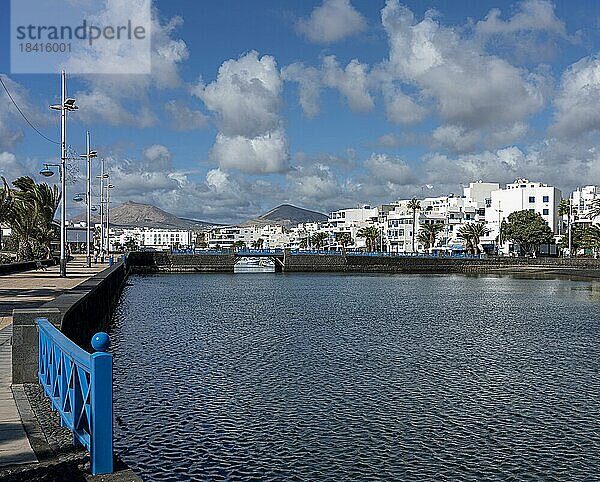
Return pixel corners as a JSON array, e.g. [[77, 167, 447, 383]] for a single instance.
[[0, 257, 108, 469]]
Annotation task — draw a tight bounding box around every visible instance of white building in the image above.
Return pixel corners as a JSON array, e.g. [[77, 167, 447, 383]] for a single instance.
[[207, 224, 293, 249], [572, 185, 600, 226], [328, 205, 379, 249], [113, 227, 193, 251], [490, 179, 562, 241]]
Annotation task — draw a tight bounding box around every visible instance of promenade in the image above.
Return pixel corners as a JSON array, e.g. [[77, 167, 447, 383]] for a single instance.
[[0, 257, 106, 470]]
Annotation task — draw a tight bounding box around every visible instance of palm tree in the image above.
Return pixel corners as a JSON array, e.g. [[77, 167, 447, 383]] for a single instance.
[[335, 232, 352, 255], [467, 222, 489, 255], [310, 232, 329, 249], [251, 238, 264, 249], [589, 198, 600, 220], [407, 197, 421, 253], [557, 199, 571, 236], [457, 225, 474, 254], [31, 181, 60, 258], [418, 223, 444, 252], [357, 226, 380, 252]]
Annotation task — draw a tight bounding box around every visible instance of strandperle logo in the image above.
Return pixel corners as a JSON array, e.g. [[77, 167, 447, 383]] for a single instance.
[[10, 0, 151, 74], [15, 20, 147, 46]]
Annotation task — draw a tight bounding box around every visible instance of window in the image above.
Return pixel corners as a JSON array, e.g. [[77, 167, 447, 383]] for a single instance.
[[543, 196, 549, 203], [529, 196, 535, 203], [543, 209, 549, 215]]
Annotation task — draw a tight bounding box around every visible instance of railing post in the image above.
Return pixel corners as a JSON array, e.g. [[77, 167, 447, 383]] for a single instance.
[[90, 332, 113, 475]]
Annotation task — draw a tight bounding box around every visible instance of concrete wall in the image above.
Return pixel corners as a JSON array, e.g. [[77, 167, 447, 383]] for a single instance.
[[128, 251, 600, 275], [0, 259, 55, 275], [12, 261, 127, 384], [128, 251, 236, 273]]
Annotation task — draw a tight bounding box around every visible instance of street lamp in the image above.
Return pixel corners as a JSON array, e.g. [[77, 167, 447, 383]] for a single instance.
[[96, 161, 109, 262], [104, 184, 114, 256], [80, 131, 97, 268], [50, 70, 78, 277]]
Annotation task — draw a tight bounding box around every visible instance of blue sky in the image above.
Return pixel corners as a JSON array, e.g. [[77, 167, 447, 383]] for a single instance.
[[1, 0, 600, 223]]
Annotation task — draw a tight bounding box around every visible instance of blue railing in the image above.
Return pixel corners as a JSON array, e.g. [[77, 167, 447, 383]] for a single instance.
[[235, 248, 284, 256], [37, 318, 113, 475], [170, 247, 486, 259]]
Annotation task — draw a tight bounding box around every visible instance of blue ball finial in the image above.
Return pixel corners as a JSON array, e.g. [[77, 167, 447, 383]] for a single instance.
[[91, 332, 111, 352]]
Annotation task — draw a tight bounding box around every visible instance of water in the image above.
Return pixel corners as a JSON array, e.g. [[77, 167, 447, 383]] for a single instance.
[[111, 273, 600, 481]]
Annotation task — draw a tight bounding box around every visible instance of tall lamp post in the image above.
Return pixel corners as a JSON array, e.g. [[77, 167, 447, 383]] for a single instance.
[[50, 70, 78, 277], [104, 184, 114, 256], [80, 131, 97, 268], [96, 161, 109, 262]]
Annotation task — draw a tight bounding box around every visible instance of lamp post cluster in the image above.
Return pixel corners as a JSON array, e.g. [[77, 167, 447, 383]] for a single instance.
[[40, 70, 114, 276]]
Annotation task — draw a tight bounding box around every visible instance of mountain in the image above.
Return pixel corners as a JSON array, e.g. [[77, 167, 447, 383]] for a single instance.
[[72, 201, 218, 230], [242, 204, 328, 227]]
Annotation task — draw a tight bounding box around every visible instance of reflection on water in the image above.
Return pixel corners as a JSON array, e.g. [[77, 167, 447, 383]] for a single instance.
[[111, 273, 600, 481]]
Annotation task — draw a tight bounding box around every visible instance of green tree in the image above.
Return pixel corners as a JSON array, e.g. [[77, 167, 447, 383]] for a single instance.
[[310, 232, 329, 249], [418, 223, 444, 251], [357, 226, 380, 251], [407, 197, 421, 252], [501, 210, 554, 256], [557, 199, 571, 236], [579, 225, 600, 257], [335, 231, 352, 254], [458, 222, 489, 255]]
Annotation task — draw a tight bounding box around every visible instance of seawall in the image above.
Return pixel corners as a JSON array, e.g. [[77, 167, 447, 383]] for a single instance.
[[12, 260, 127, 383], [0, 259, 55, 275], [127, 251, 600, 278]]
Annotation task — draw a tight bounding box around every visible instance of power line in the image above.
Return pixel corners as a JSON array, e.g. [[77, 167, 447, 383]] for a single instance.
[[0, 75, 60, 145]]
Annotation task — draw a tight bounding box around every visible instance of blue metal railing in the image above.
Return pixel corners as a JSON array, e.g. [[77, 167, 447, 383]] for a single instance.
[[170, 247, 486, 259], [235, 248, 284, 256], [37, 318, 113, 475]]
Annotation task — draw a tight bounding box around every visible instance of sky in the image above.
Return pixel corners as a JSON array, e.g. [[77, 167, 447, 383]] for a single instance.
[[1, 0, 600, 223]]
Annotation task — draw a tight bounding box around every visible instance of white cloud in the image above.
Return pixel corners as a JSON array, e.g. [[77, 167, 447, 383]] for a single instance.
[[0, 75, 53, 149], [297, 0, 366, 43], [69, 2, 189, 126], [477, 0, 567, 36], [163, 100, 208, 131], [281, 63, 322, 118], [474, 0, 576, 62], [143, 144, 172, 170], [364, 153, 415, 185], [381, 0, 545, 130], [432, 125, 480, 153], [550, 55, 600, 138], [210, 130, 289, 174], [381, 85, 426, 124], [195, 51, 289, 174], [322, 56, 374, 112]]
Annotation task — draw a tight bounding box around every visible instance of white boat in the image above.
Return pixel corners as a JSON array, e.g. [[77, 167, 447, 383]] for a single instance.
[[233, 257, 276, 273]]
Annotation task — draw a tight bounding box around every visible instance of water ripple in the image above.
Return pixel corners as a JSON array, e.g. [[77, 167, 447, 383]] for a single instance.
[[111, 274, 600, 481]]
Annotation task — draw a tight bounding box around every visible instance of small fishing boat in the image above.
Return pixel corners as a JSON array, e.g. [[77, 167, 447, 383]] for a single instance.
[[233, 257, 276, 273]]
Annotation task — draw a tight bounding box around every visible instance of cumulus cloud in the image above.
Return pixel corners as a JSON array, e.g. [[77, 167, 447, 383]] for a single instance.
[[163, 100, 208, 131], [381, 85, 427, 124], [0, 75, 53, 149], [364, 153, 415, 185], [209, 130, 289, 174], [194, 51, 289, 174], [297, 0, 366, 43], [431, 125, 480, 153], [322, 56, 374, 112], [70, 2, 189, 127], [143, 144, 172, 170], [281, 63, 322, 118], [381, 0, 545, 131], [474, 0, 576, 61], [550, 55, 600, 138]]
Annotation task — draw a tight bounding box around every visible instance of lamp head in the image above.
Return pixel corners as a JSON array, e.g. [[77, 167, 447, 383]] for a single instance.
[[39, 166, 54, 177]]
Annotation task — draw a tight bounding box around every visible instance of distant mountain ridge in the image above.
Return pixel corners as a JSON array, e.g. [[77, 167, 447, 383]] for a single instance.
[[242, 204, 327, 227], [72, 201, 326, 229], [72, 201, 218, 230]]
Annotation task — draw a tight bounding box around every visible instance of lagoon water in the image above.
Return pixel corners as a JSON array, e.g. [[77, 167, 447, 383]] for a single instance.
[[112, 273, 600, 481]]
